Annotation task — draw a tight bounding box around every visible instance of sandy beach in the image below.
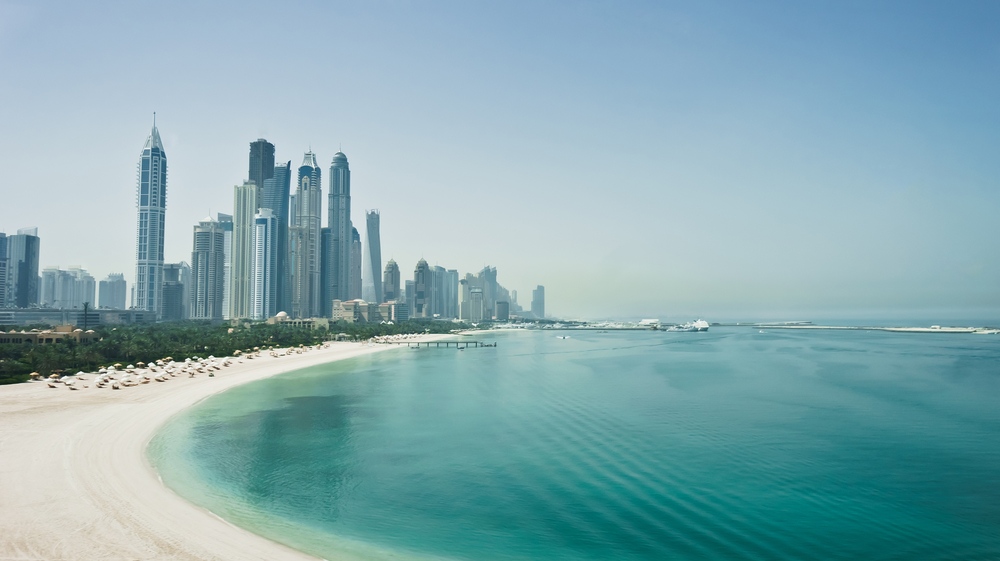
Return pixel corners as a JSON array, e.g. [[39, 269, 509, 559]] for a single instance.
[[0, 338, 444, 561]]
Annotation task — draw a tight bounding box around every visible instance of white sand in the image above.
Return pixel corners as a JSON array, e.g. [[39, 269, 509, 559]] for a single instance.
[[0, 338, 445, 560]]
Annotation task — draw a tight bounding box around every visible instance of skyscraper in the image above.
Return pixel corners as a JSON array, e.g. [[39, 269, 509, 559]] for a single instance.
[[217, 213, 233, 319], [261, 161, 291, 313], [382, 259, 399, 303], [321, 227, 332, 316], [350, 227, 362, 301], [99, 273, 127, 309], [362, 210, 382, 304], [133, 119, 167, 318], [190, 217, 226, 320], [531, 285, 545, 319], [248, 139, 275, 193], [252, 209, 277, 320], [7, 228, 40, 308], [230, 180, 259, 319], [412, 259, 430, 318], [290, 151, 322, 318], [161, 263, 189, 321], [444, 269, 459, 318], [328, 152, 352, 303], [0, 232, 8, 308]]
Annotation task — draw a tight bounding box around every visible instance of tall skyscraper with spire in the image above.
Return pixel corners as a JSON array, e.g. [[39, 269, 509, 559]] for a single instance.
[[133, 118, 167, 318], [362, 210, 382, 304], [328, 152, 352, 305], [290, 151, 322, 318], [248, 139, 275, 191]]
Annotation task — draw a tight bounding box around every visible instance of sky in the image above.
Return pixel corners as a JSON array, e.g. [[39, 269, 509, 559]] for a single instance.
[[0, 0, 998, 321]]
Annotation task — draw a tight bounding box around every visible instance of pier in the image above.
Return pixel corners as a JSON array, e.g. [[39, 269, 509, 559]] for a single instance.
[[380, 341, 497, 349]]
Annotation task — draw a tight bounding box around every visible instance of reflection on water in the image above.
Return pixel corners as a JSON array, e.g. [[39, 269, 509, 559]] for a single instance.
[[150, 329, 1000, 561]]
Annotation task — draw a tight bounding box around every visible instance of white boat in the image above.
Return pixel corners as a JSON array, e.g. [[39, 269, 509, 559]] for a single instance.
[[668, 320, 710, 332]]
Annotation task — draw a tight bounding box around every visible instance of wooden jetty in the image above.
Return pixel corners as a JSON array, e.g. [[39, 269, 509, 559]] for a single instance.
[[380, 341, 497, 349]]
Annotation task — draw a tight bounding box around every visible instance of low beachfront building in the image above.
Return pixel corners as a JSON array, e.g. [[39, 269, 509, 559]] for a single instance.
[[265, 311, 329, 331], [0, 325, 99, 345]]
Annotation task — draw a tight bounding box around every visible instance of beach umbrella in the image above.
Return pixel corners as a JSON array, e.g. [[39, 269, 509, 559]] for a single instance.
[[114, 363, 122, 368], [48, 373, 59, 379]]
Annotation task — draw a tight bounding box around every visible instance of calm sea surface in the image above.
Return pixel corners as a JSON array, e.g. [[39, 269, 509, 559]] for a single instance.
[[149, 328, 1000, 560]]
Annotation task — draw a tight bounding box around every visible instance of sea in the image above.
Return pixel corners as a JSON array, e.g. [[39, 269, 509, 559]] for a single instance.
[[148, 326, 1000, 561]]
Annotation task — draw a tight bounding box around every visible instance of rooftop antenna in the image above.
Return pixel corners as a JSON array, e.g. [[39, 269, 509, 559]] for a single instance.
[[153, 111, 156, 127]]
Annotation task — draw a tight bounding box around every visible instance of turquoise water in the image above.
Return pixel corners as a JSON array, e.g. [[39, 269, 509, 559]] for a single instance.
[[149, 328, 1000, 560]]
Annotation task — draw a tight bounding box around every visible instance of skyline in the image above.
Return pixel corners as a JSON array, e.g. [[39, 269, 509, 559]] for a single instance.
[[1, 1, 998, 320]]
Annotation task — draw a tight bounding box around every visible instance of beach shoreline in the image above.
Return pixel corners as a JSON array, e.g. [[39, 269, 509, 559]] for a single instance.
[[0, 336, 449, 561]]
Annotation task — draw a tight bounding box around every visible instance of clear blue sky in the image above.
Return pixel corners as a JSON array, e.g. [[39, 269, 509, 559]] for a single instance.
[[1, 0, 998, 320]]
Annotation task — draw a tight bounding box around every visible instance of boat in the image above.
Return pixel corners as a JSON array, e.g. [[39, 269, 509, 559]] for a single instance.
[[667, 320, 710, 332]]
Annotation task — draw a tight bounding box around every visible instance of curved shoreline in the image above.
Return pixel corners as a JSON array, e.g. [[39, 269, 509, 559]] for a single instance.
[[0, 339, 446, 560]]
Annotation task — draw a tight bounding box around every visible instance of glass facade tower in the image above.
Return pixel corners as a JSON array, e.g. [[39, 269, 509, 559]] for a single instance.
[[133, 120, 167, 318]]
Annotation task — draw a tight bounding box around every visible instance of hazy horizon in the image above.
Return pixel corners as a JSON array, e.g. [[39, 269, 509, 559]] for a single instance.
[[1, 1, 997, 320]]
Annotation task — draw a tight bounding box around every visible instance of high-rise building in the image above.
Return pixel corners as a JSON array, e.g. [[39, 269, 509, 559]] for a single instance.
[[248, 139, 275, 194], [230, 180, 259, 319], [161, 263, 190, 321], [404, 280, 415, 314], [0, 233, 7, 308], [531, 285, 545, 319], [362, 210, 382, 304], [430, 265, 445, 317], [444, 269, 459, 319], [7, 228, 40, 308], [190, 217, 226, 320], [383, 259, 400, 303], [495, 300, 510, 321], [328, 152, 351, 303], [350, 227, 362, 301], [469, 288, 485, 322], [98, 273, 127, 309], [252, 209, 277, 320], [478, 266, 498, 320], [216, 213, 233, 320], [320, 227, 333, 317], [261, 161, 291, 313], [133, 119, 167, 318], [290, 151, 322, 318], [412, 259, 430, 318]]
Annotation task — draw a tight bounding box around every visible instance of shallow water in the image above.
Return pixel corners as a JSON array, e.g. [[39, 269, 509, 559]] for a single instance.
[[149, 328, 1000, 560]]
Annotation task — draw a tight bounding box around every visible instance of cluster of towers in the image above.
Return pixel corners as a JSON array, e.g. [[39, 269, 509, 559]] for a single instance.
[[129, 122, 544, 322]]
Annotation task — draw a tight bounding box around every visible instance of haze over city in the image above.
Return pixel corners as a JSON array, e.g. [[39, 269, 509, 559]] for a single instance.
[[1, 0, 997, 320]]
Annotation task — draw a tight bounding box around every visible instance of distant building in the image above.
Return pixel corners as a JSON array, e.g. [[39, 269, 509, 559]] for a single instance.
[[478, 266, 498, 320], [444, 269, 459, 319], [252, 209, 277, 320], [383, 259, 400, 303], [99, 273, 127, 310], [0, 308, 154, 327], [266, 311, 329, 330], [350, 227, 362, 301], [412, 259, 430, 318], [248, 139, 275, 195], [531, 285, 545, 319], [320, 227, 333, 317], [40, 266, 94, 309], [290, 151, 322, 318], [6, 228, 40, 308], [217, 213, 234, 319], [262, 161, 291, 313], [328, 151, 352, 303], [162, 262, 190, 321], [231, 181, 259, 319], [404, 280, 415, 314], [190, 217, 226, 320], [0, 233, 7, 308], [495, 300, 510, 321], [132, 120, 167, 318], [362, 210, 382, 304], [469, 288, 485, 322]]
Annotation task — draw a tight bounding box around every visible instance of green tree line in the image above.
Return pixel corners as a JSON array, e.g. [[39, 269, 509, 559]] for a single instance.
[[0, 320, 465, 385]]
